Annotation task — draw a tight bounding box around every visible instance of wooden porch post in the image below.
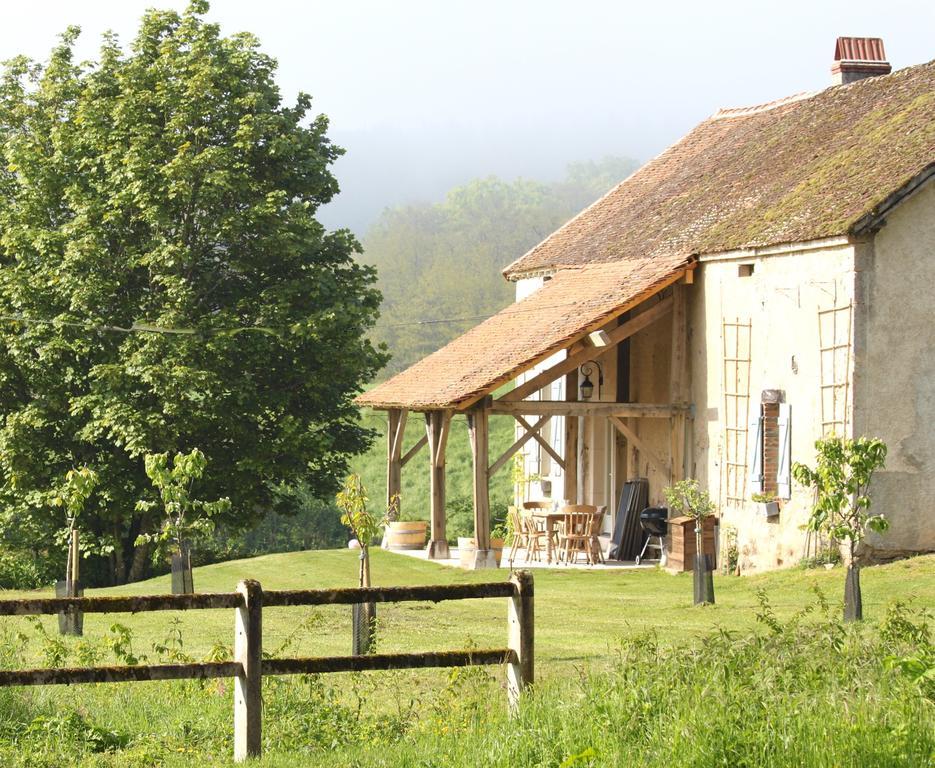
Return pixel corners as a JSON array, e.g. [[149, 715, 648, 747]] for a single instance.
[[669, 283, 689, 483], [425, 410, 451, 559], [563, 371, 579, 503], [467, 403, 497, 569], [384, 409, 407, 548]]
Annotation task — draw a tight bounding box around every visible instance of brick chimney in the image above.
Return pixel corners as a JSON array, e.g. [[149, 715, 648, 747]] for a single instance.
[[831, 37, 891, 85]]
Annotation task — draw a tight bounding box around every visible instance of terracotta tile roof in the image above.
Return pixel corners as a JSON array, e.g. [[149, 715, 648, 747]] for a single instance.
[[357, 255, 691, 410], [504, 60, 935, 278]]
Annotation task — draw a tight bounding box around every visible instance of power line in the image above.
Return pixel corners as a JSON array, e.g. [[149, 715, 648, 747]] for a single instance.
[[373, 300, 590, 329], [0, 298, 587, 336], [0, 313, 281, 337]]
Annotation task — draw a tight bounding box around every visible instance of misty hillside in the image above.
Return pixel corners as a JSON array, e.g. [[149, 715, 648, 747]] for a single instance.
[[362, 156, 639, 376]]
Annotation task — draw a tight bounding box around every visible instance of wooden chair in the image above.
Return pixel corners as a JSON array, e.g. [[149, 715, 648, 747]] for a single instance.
[[523, 500, 560, 554], [517, 515, 542, 561], [558, 505, 598, 565], [507, 506, 528, 565], [588, 506, 607, 565]]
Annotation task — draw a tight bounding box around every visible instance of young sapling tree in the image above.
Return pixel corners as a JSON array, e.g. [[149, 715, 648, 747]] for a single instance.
[[51, 467, 100, 634], [52, 467, 100, 596], [792, 436, 888, 621], [135, 449, 230, 593], [336, 474, 397, 653], [664, 479, 717, 605]]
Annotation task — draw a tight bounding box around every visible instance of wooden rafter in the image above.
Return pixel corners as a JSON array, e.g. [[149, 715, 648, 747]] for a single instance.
[[488, 415, 550, 479], [433, 412, 451, 468], [491, 401, 689, 418], [609, 416, 667, 480], [390, 410, 408, 460], [515, 415, 565, 471], [400, 435, 427, 468], [500, 296, 673, 403]]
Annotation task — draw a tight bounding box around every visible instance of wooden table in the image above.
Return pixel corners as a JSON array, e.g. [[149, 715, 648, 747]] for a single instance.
[[531, 507, 604, 564], [530, 512, 565, 563]]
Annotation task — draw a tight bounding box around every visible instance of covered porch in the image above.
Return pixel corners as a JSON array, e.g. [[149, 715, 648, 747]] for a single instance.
[[357, 256, 697, 568]]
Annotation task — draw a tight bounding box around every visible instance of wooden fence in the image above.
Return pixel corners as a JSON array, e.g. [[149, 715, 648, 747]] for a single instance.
[[0, 571, 534, 762]]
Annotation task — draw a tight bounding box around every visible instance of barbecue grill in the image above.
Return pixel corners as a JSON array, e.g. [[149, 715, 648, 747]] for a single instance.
[[635, 507, 668, 565]]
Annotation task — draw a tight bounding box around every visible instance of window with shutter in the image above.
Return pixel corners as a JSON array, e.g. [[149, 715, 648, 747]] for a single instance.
[[777, 404, 792, 499], [748, 412, 764, 495]]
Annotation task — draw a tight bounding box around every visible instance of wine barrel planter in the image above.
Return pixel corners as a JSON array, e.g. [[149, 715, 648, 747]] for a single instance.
[[384, 521, 428, 550], [457, 537, 504, 568]]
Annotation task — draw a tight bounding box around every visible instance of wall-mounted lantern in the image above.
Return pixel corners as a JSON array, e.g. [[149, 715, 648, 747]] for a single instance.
[[579, 361, 603, 401]]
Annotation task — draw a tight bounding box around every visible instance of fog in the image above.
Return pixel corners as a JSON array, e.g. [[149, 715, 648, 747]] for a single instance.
[[2, 0, 932, 234]]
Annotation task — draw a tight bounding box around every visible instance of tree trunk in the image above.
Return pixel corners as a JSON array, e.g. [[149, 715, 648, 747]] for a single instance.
[[64, 531, 74, 597], [844, 563, 862, 622], [360, 547, 371, 589], [110, 523, 127, 585], [127, 540, 151, 583]]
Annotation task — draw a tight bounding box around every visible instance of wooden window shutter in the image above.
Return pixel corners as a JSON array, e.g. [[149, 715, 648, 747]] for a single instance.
[[748, 410, 764, 495], [777, 404, 792, 499]]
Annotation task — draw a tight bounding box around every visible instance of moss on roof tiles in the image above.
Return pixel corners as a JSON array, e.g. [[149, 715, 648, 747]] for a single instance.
[[358, 256, 690, 410], [505, 60, 935, 277]]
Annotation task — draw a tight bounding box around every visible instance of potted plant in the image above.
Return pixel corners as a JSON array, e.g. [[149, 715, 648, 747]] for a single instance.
[[458, 508, 507, 568], [664, 479, 717, 605], [490, 519, 508, 566], [751, 492, 781, 518], [792, 436, 888, 621]]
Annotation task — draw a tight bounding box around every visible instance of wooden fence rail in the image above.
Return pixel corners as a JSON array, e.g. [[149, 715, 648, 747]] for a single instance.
[[0, 571, 534, 763]]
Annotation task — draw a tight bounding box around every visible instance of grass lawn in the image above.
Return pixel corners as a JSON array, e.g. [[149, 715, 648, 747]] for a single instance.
[[4, 550, 933, 672], [0, 551, 932, 766]]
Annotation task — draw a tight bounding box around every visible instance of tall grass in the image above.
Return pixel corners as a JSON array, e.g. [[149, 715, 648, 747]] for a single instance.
[[0, 591, 930, 767]]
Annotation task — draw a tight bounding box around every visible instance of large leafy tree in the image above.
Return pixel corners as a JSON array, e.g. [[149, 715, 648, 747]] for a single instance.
[[0, 2, 386, 583]]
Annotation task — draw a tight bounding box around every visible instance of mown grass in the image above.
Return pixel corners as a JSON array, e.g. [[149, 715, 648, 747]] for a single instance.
[[0, 551, 932, 767]]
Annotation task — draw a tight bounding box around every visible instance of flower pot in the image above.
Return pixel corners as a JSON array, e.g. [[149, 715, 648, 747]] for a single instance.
[[457, 537, 504, 568], [755, 501, 780, 518], [384, 520, 428, 550]]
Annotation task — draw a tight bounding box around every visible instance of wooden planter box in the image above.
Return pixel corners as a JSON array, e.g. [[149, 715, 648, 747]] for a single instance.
[[666, 516, 717, 573], [384, 521, 428, 550]]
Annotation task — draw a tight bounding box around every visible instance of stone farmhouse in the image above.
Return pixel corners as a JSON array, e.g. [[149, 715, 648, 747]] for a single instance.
[[359, 38, 935, 571]]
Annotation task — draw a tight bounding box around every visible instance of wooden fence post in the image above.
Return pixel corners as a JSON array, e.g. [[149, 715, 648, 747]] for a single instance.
[[234, 579, 262, 762], [507, 570, 534, 714]]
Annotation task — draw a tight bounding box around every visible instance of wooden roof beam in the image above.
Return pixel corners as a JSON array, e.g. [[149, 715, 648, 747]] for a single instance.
[[491, 401, 690, 418], [500, 296, 673, 403]]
